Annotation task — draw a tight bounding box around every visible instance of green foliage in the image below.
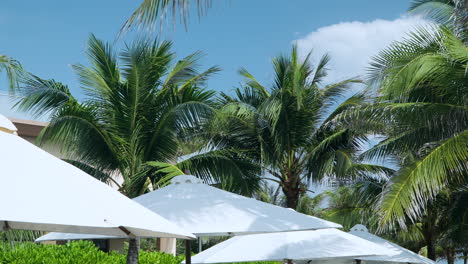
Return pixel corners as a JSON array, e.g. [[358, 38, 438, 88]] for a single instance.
[[0, 241, 277, 264], [0, 241, 125, 264], [357, 25, 468, 230]]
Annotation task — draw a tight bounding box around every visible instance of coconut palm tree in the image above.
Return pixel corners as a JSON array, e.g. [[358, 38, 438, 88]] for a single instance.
[[206, 45, 392, 209], [347, 26, 468, 234], [15, 34, 260, 264]]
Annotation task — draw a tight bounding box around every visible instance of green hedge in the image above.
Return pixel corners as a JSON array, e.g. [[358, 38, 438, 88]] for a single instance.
[[0, 241, 277, 264]]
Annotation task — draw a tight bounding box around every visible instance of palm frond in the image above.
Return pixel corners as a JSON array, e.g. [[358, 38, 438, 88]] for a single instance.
[[37, 102, 119, 172], [74, 34, 121, 104], [0, 54, 23, 92], [15, 75, 73, 118], [379, 130, 468, 230], [120, 0, 213, 35], [176, 149, 262, 195], [238, 67, 270, 97], [311, 53, 331, 85], [409, 0, 456, 26]]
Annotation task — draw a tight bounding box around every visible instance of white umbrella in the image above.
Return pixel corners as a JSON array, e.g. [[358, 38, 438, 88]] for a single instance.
[[0, 115, 194, 239], [0, 115, 17, 134], [134, 175, 341, 235], [37, 174, 340, 240], [347, 225, 434, 264], [36, 175, 342, 263], [187, 228, 389, 263]]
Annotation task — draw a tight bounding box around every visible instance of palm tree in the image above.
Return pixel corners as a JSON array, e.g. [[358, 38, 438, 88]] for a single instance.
[[16, 34, 259, 264], [347, 26, 468, 235], [0, 54, 23, 91], [207, 45, 392, 209], [323, 177, 467, 261]]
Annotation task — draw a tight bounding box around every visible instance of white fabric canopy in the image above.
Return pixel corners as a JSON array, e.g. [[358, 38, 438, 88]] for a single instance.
[[0, 115, 17, 134], [187, 228, 389, 263], [36, 175, 340, 242], [347, 225, 434, 264], [0, 115, 194, 239]]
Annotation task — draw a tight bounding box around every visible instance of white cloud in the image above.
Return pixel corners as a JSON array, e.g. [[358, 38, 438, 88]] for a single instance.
[[295, 16, 433, 84]]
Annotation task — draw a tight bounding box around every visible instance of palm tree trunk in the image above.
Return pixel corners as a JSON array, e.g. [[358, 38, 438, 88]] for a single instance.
[[422, 208, 437, 261], [426, 236, 436, 261], [127, 238, 140, 264], [445, 247, 455, 264], [285, 190, 299, 209], [282, 179, 300, 209]]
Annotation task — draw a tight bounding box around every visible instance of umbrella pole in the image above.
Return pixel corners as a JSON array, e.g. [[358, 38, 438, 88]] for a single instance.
[[185, 240, 191, 264], [198, 237, 202, 253], [355, 260, 362, 264]]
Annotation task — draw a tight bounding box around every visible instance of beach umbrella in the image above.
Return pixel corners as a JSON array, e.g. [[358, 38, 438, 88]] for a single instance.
[[0, 114, 194, 239], [0, 115, 17, 134], [311, 225, 435, 264], [346, 225, 434, 264], [38, 175, 340, 238], [186, 228, 388, 264], [37, 175, 341, 262]]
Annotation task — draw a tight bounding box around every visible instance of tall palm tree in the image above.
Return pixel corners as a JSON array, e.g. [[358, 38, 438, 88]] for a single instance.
[[15, 34, 259, 264], [207, 45, 392, 209], [0, 54, 23, 91], [348, 26, 468, 233]]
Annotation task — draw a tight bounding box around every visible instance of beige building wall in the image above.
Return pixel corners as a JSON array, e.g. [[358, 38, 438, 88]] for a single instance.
[[109, 239, 127, 254], [159, 238, 177, 255]]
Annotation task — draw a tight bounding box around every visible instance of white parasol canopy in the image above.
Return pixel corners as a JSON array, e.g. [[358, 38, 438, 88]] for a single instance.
[[187, 228, 389, 263], [36, 175, 341, 242], [0, 115, 194, 239], [0, 115, 17, 134], [347, 225, 434, 264]]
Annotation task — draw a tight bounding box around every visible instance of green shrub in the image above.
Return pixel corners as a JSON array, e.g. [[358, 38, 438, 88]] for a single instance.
[[0, 241, 124, 264], [0, 241, 278, 264]]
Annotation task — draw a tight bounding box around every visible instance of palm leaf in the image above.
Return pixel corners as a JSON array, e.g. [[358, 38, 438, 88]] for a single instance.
[[15, 75, 73, 118], [120, 0, 213, 34], [0, 54, 23, 92], [379, 130, 468, 229]]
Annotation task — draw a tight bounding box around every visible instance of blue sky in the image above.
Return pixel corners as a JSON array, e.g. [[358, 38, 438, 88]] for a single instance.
[[1, 0, 427, 119]]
